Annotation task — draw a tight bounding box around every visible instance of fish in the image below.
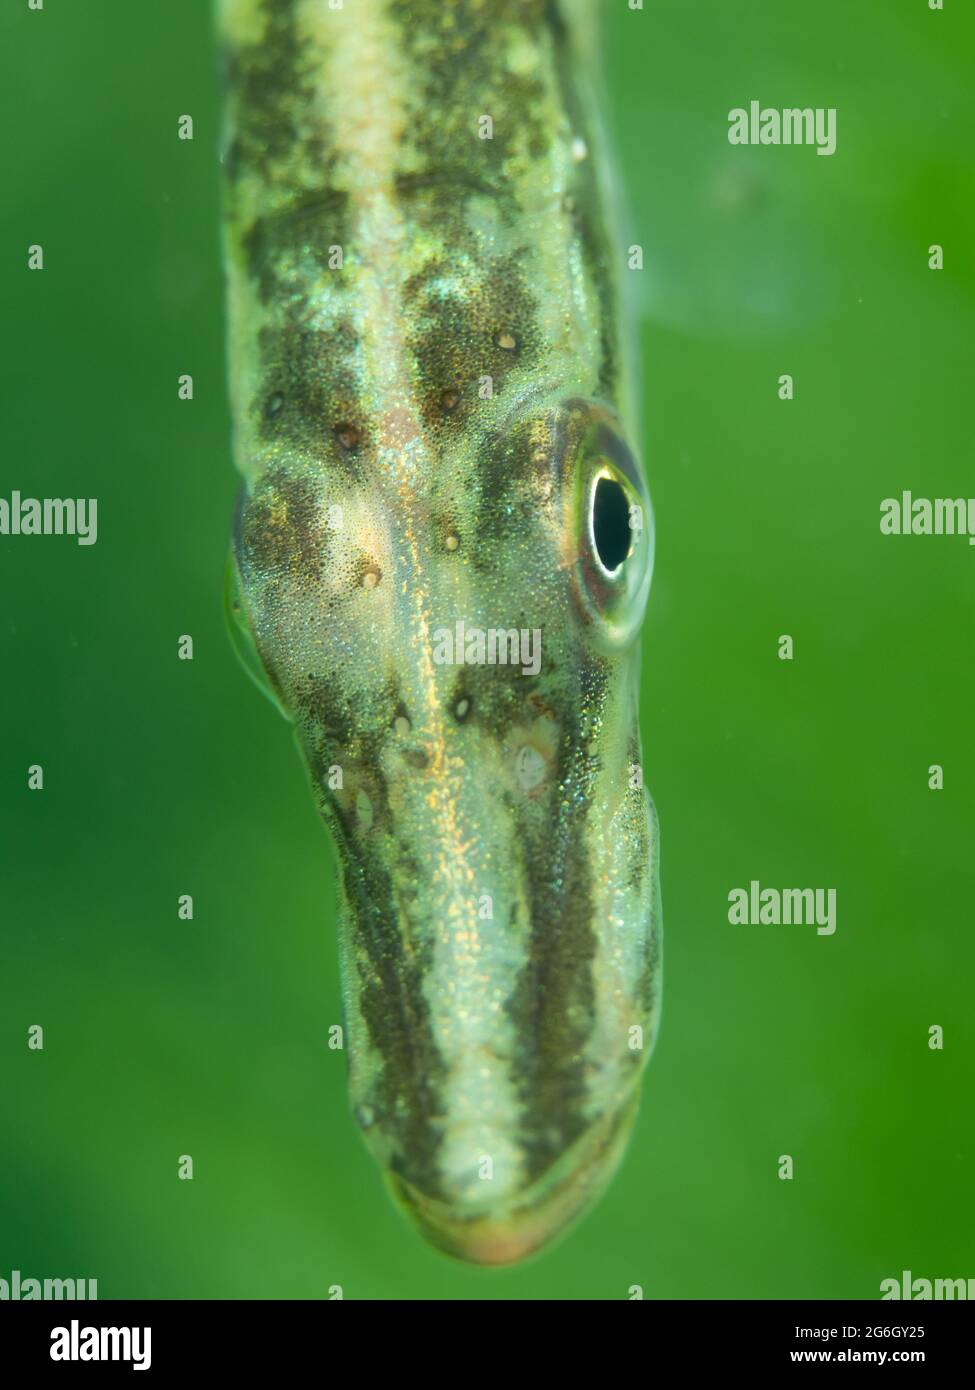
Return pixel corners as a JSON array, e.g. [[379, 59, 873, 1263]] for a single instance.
[[218, 0, 661, 1266]]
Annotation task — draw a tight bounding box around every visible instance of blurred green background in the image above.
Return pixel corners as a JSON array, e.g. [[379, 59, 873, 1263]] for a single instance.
[[1, 0, 972, 1300]]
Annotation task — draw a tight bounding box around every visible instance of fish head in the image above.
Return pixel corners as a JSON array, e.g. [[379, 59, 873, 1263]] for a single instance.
[[227, 394, 661, 1264]]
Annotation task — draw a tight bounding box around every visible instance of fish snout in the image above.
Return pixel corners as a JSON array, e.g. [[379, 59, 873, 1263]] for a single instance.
[[386, 1092, 641, 1265]]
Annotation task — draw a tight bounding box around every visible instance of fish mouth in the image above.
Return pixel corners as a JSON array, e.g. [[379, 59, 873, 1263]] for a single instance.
[[385, 1090, 641, 1267]]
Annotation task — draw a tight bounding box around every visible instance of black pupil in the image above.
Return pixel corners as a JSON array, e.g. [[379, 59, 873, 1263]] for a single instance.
[[592, 476, 631, 571]]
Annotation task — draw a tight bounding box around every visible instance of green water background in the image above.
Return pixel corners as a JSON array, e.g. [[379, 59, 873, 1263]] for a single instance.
[[1, 0, 972, 1299]]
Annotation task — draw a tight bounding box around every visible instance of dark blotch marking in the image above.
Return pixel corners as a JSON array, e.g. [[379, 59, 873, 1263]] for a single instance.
[[239, 465, 330, 588], [331, 817, 448, 1198], [388, 0, 552, 186], [255, 318, 364, 479], [506, 658, 607, 1182], [406, 251, 541, 435], [447, 661, 540, 749], [286, 684, 448, 1198], [241, 192, 349, 304], [469, 412, 547, 561], [221, 1, 332, 191]]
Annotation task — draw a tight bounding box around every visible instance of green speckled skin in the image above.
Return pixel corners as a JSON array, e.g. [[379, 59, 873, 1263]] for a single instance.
[[220, 0, 661, 1265]]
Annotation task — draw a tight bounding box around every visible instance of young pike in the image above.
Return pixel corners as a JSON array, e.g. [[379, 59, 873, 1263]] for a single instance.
[[219, 0, 661, 1265]]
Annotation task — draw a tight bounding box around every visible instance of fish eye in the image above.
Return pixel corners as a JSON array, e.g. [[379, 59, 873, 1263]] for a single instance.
[[591, 473, 632, 574], [564, 401, 654, 650]]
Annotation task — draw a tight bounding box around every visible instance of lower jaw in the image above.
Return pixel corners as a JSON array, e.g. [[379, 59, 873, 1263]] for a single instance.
[[386, 1090, 641, 1267]]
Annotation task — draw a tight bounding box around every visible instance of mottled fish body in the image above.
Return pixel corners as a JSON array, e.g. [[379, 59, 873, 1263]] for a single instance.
[[220, 0, 661, 1264]]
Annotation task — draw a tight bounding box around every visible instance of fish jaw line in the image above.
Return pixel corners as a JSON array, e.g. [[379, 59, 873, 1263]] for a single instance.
[[386, 1089, 642, 1267]]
